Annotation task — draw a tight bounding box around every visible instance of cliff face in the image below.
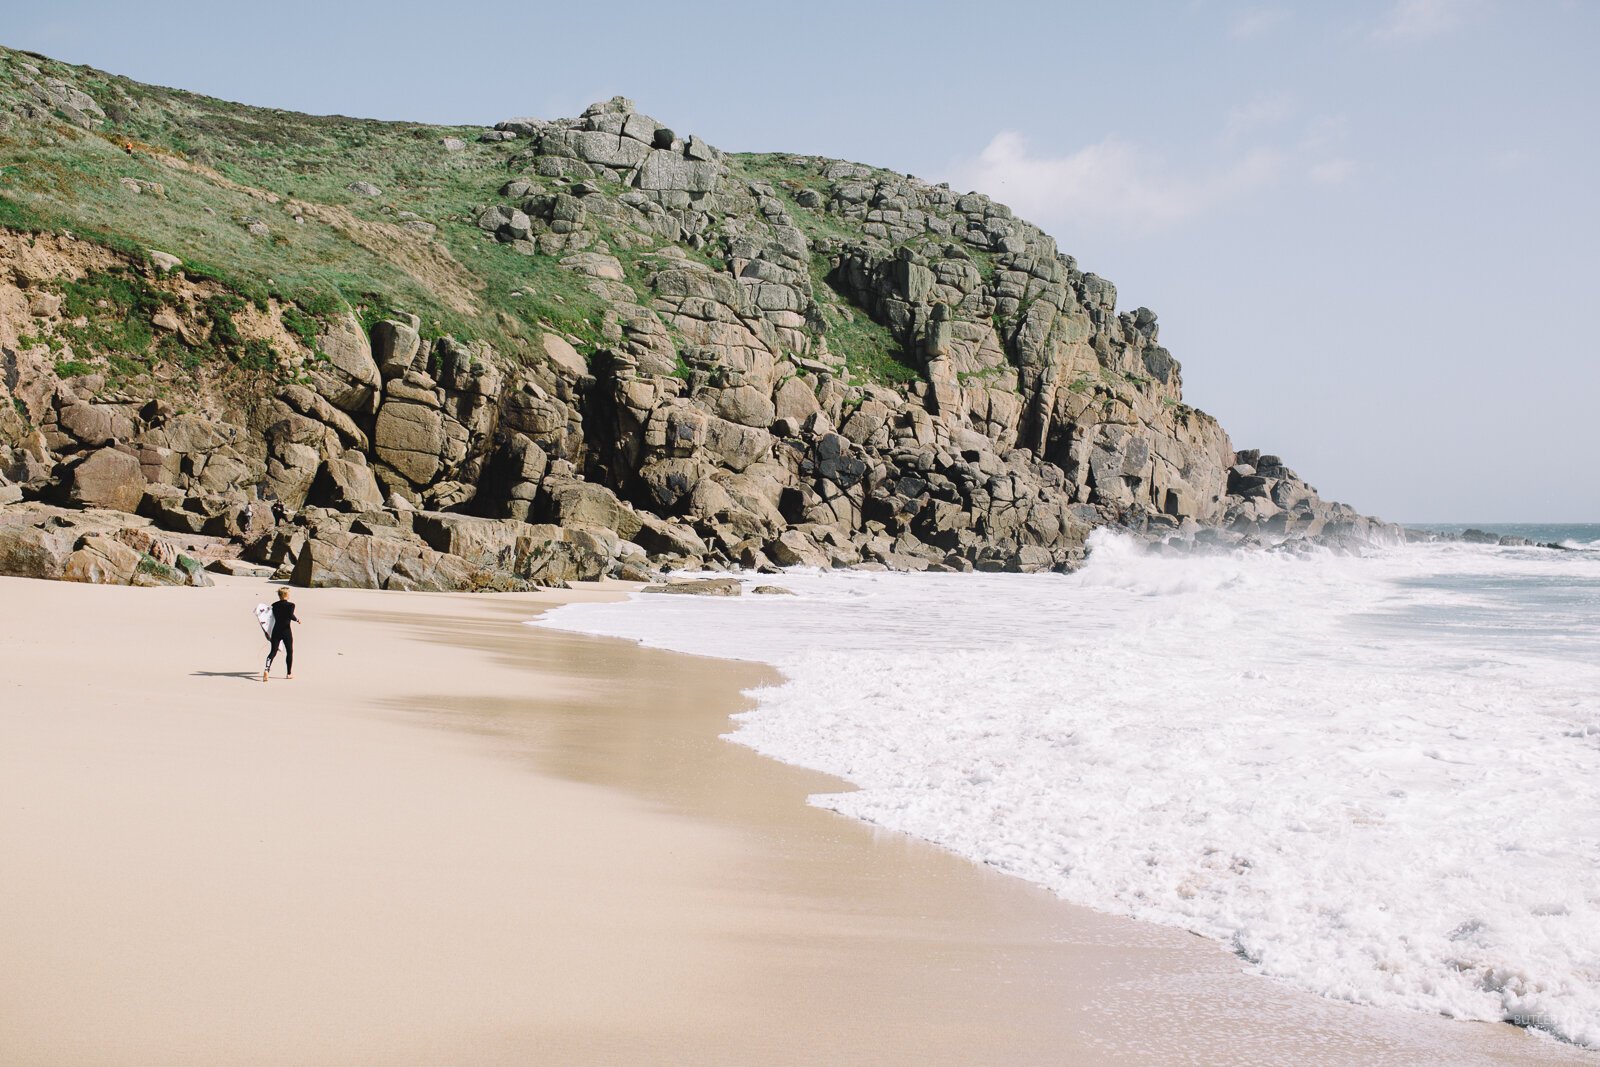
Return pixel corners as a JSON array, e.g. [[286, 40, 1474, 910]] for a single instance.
[[0, 48, 1395, 588]]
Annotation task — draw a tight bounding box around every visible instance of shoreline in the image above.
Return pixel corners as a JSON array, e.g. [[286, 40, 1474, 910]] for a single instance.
[[0, 576, 1588, 1065]]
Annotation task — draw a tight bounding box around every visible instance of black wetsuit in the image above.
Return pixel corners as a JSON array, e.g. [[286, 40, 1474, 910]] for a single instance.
[[265, 599, 299, 674]]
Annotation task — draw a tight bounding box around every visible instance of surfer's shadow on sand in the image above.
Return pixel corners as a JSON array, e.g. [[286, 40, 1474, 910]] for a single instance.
[[191, 671, 265, 681]]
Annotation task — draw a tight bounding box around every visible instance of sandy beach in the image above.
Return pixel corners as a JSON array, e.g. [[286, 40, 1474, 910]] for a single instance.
[[0, 575, 1588, 1066]]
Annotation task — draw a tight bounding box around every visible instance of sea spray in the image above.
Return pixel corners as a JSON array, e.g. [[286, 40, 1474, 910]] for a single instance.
[[536, 531, 1600, 1046]]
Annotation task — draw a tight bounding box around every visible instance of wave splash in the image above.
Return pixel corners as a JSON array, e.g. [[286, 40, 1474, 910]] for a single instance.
[[537, 532, 1600, 1046]]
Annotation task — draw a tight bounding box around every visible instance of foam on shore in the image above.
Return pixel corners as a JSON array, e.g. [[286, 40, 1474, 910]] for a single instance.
[[539, 532, 1600, 1048]]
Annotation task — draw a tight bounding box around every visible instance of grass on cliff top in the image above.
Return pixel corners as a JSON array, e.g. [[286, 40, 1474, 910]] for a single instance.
[[0, 45, 618, 362], [0, 47, 944, 389]]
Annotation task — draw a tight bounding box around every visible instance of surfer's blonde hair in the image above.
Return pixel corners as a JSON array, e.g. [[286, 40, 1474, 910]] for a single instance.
[[277, 588, 290, 599]]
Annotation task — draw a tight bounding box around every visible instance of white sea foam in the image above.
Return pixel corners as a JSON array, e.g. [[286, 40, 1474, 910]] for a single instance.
[[535, 532, 1600, 1046]]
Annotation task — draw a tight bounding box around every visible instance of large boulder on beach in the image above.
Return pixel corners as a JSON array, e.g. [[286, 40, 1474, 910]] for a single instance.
[[514, 536, 610, 586], [61, 533, 144, 584], [290, 530, 473, 591], [642, 577, 742, 596], [412, 512, 561, 569], [765, 529, 829, 568], [0, 524, 73, 580], [307, 456, 385, 513], [631, 512, 709, 559], [537, 478, 642, 540], [68, 448, 145, 513]]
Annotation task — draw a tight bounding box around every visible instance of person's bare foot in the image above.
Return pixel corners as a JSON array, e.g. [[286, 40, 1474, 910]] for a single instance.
[[262, 669, 269, 682], [286, 674, 294, 680]]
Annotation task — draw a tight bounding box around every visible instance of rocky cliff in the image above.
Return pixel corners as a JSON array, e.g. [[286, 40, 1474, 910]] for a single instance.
[[0, 47, 1400, 590]]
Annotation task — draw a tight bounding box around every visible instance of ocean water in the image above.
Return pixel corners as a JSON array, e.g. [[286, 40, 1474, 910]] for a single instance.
[[535, 527, 1600, 1047]]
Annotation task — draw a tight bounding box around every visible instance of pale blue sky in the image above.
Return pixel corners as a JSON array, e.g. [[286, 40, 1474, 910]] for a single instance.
[[10, 0, 1598, 521]]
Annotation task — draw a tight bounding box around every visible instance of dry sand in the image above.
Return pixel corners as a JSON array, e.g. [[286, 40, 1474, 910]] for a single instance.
[[0, 574, 1589, 1066]]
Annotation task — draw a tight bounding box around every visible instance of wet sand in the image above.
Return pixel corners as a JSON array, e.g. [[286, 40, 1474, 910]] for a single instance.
[[0, 574, 1587, 1065]]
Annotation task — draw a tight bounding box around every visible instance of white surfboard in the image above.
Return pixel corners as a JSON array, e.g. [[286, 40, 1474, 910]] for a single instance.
[[256, 603, 274, 640]]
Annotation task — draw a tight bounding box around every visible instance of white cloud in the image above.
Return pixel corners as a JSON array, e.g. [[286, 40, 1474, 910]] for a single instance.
[[1222, 92, 1295, 145], [946, 131, 1286, 235], [1230, 7, 1290, 38], [1372, 0, 1476, 42], [1308, 158, 1357, 184], [944, 105, 1357, 235], [1300, 114, 1350, 151]]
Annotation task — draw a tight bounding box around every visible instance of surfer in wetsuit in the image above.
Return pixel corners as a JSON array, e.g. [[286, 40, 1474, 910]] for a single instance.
[[264, 588, 301, 682]]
